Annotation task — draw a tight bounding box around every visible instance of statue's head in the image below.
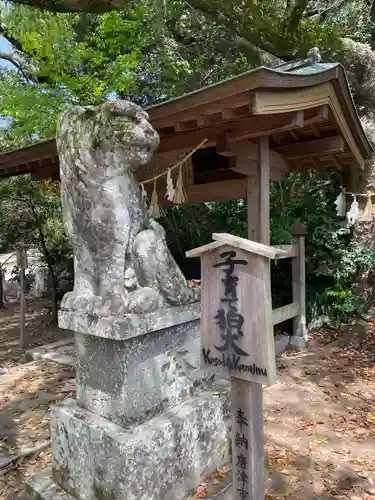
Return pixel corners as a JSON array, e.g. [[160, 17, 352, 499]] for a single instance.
[[58, 100, 160, 174]]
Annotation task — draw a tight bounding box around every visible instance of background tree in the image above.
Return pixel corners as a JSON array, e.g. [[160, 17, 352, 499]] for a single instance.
[[1, 0, 375, 324], [0, 176, 73, 322]]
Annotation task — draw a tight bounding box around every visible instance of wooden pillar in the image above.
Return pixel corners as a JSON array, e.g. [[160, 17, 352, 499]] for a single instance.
[[233, 135, 270, 499], [290, 223, 307, 344], [247, 176, 259, 242], [232, 377, 265, 500], [259, 137, 270, 245], [247, 137, 269, 244]]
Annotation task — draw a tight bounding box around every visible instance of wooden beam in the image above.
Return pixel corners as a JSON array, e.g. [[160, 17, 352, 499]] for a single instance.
[[187, 179, 248, 202], [244, 134, 270, 500], [311, 124, 320, 137], [273, 244, 298, 259], [253, 83, 365, 168], [151, 92, 252, 129], [197, 116, 210, 127], [222, 108, 236, 119], [274, 135, 345, 160], [272, 302, 299, 326], [232, 140, 288, 180], [232, 111, 304, 142], [175, 120, 198, 132], [304, 105, 329, 124], [247, 174, 259, 242], [0, 139, 57, 171], [291, 226, 307, 340], [157, 112, 306, 154], [216, 132, 234, 157]]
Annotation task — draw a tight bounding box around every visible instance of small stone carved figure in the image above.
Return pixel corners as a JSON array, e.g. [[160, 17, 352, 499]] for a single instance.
[[57, 100, 200, 317], [307, 47, 322, 65]]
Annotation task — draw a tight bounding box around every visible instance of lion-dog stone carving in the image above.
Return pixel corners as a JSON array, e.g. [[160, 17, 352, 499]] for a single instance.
[[57, 100, 200, 317]]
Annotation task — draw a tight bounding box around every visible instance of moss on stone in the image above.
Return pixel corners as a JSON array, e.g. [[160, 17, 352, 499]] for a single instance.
[[93, 481, 117, 500]]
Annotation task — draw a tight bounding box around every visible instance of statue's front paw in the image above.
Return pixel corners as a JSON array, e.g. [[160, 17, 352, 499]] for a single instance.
[[128, 287, 163, 314], [92, 293, 127, 318], [60, 291, 92, 312]]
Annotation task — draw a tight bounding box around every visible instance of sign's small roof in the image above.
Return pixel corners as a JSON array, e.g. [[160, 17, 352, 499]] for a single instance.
[[187, 233, 289, 260]]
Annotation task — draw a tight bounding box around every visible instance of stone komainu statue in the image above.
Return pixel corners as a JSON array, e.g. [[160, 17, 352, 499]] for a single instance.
[[57, 100, 200, 317]]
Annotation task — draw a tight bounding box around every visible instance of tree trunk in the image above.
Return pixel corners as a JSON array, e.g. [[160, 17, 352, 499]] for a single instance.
[[0, 268, 5, 309]]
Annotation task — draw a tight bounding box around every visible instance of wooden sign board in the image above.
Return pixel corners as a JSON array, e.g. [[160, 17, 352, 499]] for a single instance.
[[191, 237, 276, 385]]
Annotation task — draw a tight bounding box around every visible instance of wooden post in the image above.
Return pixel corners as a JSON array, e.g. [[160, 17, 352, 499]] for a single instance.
[[17, 245, 27, 349], [232, 377, 264, 499], [188, 233, 277, 500], [259, 136, 270, 245], [290, 223, 307, 345], [234, 135, 270, 499], [233, 136, 270, 499], [247, 177, 259, 242], [188, 138, 274, 500]]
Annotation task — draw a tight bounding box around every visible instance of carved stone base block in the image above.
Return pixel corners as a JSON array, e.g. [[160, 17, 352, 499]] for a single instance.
[[26, 305, 232, 500], [75, 315, 212, 427], [26, 387, 230, 500]]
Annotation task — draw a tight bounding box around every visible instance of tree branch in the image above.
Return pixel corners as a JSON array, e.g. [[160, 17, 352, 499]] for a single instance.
[[304, 0, 350, 21], [9, 0, 130, 12], [0, 51, 31, 81], [286, 0, 309, 33], [185, 0, 285, 60]]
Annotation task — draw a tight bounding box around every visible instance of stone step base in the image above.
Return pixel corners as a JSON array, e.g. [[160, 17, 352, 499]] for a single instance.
[[26, 382, 231, 500], [26, 468, 75, 500], [26, 468, 233, 500]]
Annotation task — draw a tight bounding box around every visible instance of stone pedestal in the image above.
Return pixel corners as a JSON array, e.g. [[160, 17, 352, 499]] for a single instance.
[[26, 305, 231, 500]]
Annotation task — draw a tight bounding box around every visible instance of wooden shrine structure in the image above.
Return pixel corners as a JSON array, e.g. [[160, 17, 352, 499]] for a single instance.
[[0, 59, 371, 343]]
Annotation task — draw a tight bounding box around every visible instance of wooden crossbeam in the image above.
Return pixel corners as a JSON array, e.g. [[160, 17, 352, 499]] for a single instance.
[[151, 91, 252, 129], [274, 135, 345, 160], [272, 302, 299, 326], [158, 111, 305, 154], [304, 105, 329, 124], [0, 139, 57, 171], [273, 244, 298, 259]]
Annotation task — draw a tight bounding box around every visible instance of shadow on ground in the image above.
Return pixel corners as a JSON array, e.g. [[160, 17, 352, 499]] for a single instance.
[[0, 299, 73, 369]]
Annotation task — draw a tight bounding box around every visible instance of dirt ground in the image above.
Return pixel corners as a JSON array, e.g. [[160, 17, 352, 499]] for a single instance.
[[0, 298, 72, 370], [2, 300, 375, 499]]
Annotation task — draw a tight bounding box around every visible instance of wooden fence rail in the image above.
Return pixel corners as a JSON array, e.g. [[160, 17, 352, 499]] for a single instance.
[[271, 224, 307, 343]]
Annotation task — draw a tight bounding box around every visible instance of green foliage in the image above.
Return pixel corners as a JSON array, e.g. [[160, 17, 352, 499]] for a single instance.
[[161, 201, 247, 278], [270, 168, 375, 322], [0, 72, 70, 152], [1, 1, 253, 106]]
